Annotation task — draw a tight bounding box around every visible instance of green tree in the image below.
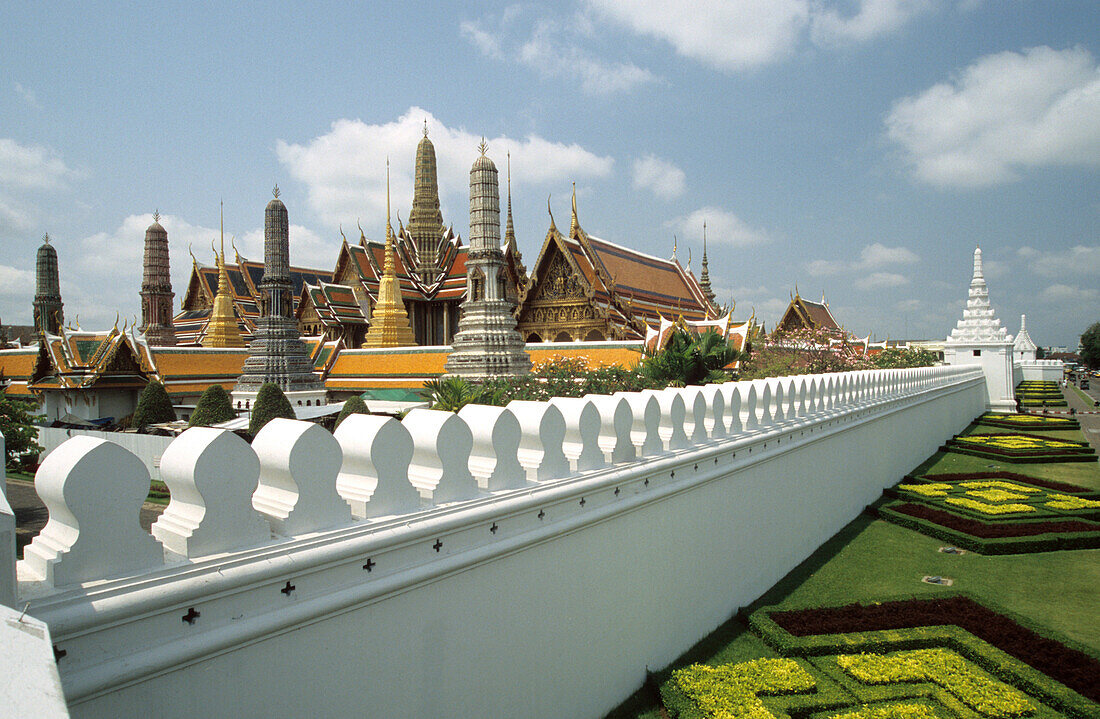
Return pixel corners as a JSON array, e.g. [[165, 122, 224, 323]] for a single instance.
[[131, 380, 176, 429], [188, 384, 236, 427], [335, 395, 369, 428], [1, 394, 43, 471], [1080, 322, 1100, 370], [248, 382, 295, 436]]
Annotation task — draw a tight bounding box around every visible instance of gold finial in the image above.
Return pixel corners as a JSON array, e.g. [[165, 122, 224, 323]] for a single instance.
[[219, 200, 225, 263], [113, 311, 119, 330], [42, 232, 50, 244], [153, 209, 160, 223], [547, 194, 556, 230], [383, 158, 396, 276], [188, 242, 198, 266], [230, 236, 241, 263], [672, 235, 678, 260], [478, 137, 488, 156], [570, 182, 579, 235], [339, 224, 347, 244], [423, 119, 429, 138], [272, 184, 280, 199], [357, 219, 365, 242]]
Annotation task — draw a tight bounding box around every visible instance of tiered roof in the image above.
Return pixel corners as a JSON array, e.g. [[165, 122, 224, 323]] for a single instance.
[[776, 293, 841, 333], [520, 195, 719, 340], [32, 327, 153, 392], [946, 247, 1011, 344]]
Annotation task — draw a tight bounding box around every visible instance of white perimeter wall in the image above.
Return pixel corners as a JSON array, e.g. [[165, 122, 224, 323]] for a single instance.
[[46, 372, 983, 719]]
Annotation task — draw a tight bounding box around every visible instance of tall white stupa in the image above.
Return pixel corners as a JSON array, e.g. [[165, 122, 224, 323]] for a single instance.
[[943, 247, 1016, 412]]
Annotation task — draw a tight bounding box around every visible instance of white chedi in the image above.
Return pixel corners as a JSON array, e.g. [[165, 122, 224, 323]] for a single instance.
[[946, 247, 1012, 344]]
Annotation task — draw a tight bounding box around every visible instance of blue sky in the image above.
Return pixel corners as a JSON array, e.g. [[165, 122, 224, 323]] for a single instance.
[[1, 1, 1097, 347]]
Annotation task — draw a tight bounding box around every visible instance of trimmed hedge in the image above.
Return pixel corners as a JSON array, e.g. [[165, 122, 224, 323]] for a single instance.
[[132, 380, 176, 429], [248, 383, 295, 436], [973, 414, 1080, 431], [335, 395, 368, 429], [188, 384, 236, 427]]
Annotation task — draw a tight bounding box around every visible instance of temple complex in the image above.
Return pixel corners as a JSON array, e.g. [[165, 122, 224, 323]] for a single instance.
[[233, 188, 326, 405], [444, 143, 531, 379], [33, 234, 64, 335], [516, 189, 719, 342], [138, 212, 176, 346]]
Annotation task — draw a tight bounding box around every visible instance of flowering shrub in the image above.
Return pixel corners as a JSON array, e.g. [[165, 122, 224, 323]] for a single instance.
[[959, 480, 1040, 493], [896, 483, 951, 497], [966, 488, 1029, 503], [954, 435, 1079, 450], [830, 704, 938, 719], [943, 497, 1035, 515], [1044, 494, 1100, 510], [739, 327, 876, 379], [669, 658, 815, 719], [837, 649, 1034, 717]]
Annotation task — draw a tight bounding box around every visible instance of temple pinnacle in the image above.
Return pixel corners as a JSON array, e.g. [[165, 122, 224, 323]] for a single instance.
[[153, 209, 160, 223], [272, 184, 280, 199], [478, 137, 488, 156], [423, 118, 428, 138], [570, 182, 579, 235]]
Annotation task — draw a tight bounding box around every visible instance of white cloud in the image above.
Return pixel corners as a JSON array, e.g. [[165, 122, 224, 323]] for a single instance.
[[631, 155, 686, 199], [0, 264, 33, 297], [1039, 283, 1100, 304], [0, 138, 80, 190], [519, 24, 658, 94], [811, 0, 937, 47], [671, 206, 772, 247], [276, 107, 614, 235], [1017, 244, 1100, 277], [586, 0, 809, 72], [855, 271, 909, 290], [0, 193, 35, 237], [857, 242, 919, 268], [806, 242, 918, 279], [585, 0, 952, 72], [459, 19, 503, 59], [13, 82, 41, 110], [463, 11, 657, 94], [885, 46, 1100, 187]]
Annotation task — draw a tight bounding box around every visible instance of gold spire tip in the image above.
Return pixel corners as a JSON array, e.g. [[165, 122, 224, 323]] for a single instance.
[[478, 137, 487, 156], [423, 119, 428, 138], [153, 209, 160, 223], [42, 232, 50, 244], [272, 184, 280, 199]]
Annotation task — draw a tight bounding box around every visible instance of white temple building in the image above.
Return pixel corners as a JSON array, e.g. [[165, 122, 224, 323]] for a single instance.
[[943, 247, 1017, 412]]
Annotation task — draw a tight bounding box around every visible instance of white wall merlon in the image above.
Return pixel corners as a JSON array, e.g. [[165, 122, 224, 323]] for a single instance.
[[9, 365, 985, 711]]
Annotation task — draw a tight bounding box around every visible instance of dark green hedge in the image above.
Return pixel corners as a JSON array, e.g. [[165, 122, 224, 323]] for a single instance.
[[132, 380, 176, 429], [248, 383, 295, 436], [188, 384, 236, 427]]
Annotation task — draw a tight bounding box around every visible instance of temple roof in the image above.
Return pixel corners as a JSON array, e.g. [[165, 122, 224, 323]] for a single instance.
[[1014, 314, 1037, 352], [776, 294, 841, 333]]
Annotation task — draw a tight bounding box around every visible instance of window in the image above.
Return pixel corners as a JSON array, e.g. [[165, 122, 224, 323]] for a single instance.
[[973, 350, 981, 357]]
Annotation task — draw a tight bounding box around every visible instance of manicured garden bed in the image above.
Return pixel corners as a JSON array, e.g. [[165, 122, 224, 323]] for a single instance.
[[974, 413, 1080, 431], [759, 594, 1100, 708], [944, 432, 1096, 463]]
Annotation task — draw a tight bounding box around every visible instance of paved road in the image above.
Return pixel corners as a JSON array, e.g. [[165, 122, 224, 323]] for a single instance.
[[1061, 381, 1100, 453], [5, 477, 164, 559]]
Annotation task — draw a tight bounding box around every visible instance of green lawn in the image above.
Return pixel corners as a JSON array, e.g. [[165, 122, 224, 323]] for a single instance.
[[605, 419, 1100, 718]]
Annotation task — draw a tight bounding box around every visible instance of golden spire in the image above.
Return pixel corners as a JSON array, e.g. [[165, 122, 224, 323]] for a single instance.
[[569, 182, 579, 236], [153, 209, 160, 223], [423, 119, 429, 138], [672, 235, 678, 260], [203, 201, 244, 347], [478, 137, 488, 156], [272, 184, 280, 199], [361, 159, 416, 348], [547, 194, 556, 231]]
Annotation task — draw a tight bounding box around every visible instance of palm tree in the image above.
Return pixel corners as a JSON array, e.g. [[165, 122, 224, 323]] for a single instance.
[[641, 328, 741, 387]]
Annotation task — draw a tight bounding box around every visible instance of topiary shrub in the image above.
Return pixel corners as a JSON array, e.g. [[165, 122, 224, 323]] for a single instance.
[[249, 382, 295, 436], [335, 395, 368, 429], [189, 384, 237, 427], [132, 380, 176, 429]]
